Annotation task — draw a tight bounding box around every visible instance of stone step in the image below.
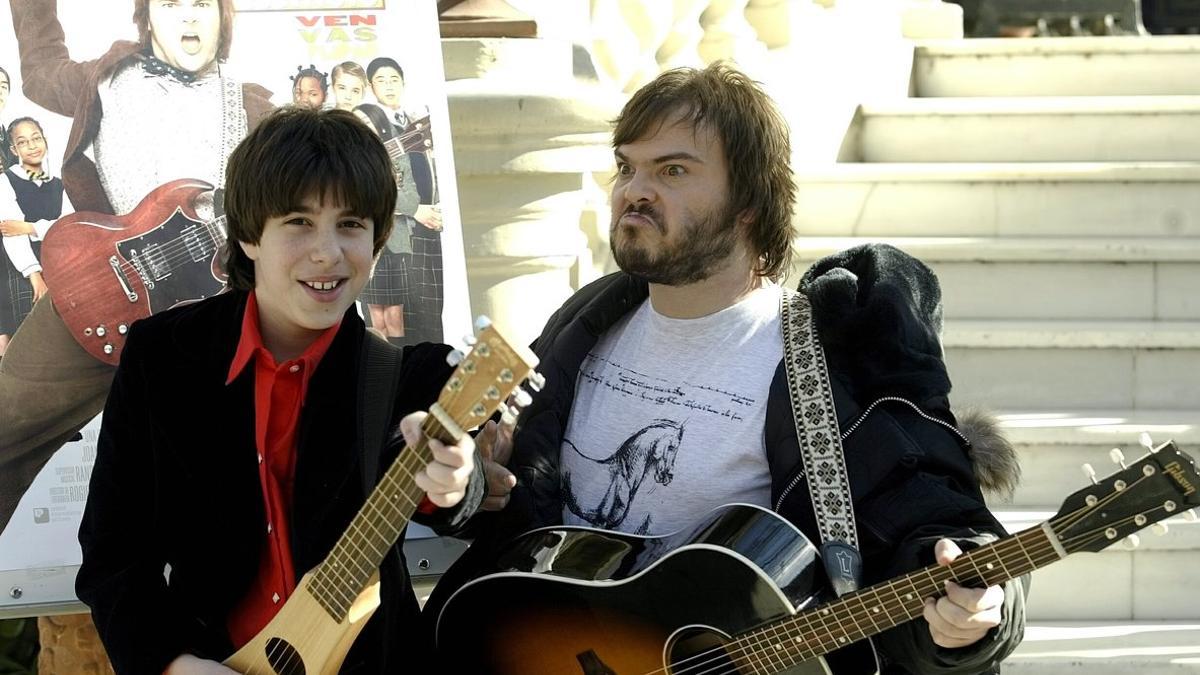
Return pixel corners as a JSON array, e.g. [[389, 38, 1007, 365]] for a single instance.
[[844, 97, 1200, 163], [1007, 622, 1200, 672], [791, 237, 1200, 321], [984, 410, 1200, 510], [940, 321, 1200, 409], [995, 510, 1199, 621], [913, 36, 1200, 97], [793, 162, 1200, 238]]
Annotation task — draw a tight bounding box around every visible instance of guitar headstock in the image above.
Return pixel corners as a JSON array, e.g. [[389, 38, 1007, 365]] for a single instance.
[[435, 317, 542, 432], [1052, 440, 1199, 554]]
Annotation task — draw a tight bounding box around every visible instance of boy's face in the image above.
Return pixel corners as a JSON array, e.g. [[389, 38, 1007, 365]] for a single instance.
[[333, 73, 365, 111], [238, 194, 374, 355], [370, 66, 403, 109]]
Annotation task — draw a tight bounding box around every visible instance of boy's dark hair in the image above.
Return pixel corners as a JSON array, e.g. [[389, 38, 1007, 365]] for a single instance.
[[133, 0, 236, 63], [222, 107, 396, 291], [612, 62, 796, 281], [366, 57, 404, 82]]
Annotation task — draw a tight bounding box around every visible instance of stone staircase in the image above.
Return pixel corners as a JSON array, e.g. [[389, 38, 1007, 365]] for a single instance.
[[792, 35, 1200, 671]]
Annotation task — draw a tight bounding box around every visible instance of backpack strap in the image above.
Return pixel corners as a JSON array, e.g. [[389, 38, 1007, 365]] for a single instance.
[[357, 331, 406, 494]]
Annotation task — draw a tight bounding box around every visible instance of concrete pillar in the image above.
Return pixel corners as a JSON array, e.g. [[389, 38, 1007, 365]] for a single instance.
[[444, 38, 619, 347]]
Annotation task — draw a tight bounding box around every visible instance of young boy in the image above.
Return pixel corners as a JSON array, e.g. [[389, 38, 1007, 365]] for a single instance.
[[75, 107, 484, 674]]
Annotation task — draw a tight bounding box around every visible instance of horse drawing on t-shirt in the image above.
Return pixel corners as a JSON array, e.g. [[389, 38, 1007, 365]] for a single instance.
[[562, 419, 685, 531]]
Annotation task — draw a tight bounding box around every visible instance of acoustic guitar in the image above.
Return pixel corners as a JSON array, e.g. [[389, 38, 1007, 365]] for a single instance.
[[224, 317, 540, 675], [435, 441, 1199, 674]]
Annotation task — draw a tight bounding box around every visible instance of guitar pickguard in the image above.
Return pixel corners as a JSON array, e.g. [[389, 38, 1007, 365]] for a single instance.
[[114, 207, 225, 313]]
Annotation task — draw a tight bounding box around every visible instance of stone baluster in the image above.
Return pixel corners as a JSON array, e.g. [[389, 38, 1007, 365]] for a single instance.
[[698, 0, 768, 66], [656, 0, 713, 71], [589, 0, 676, 92], [444, 37, 620, 347]]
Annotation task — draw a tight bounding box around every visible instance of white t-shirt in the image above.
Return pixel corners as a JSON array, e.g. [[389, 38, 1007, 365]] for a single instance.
[[560, 284, 783, 535]]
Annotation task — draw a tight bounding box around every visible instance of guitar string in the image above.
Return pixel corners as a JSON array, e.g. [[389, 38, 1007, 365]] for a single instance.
[[647, 533, 1079, 675], [622, 497, 1165, 675], [714, 506, 1158, 675], [246, 397, 459, 673], [242, 356, 494, 674], [54, 218, 226, 316]]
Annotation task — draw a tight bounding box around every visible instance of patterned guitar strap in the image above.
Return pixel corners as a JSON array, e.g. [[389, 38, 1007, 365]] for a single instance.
[[781, 287, 863, 597]]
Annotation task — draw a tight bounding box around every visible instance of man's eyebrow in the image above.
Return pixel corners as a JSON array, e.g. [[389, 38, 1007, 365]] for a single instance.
[[614, 149, 705, 165]]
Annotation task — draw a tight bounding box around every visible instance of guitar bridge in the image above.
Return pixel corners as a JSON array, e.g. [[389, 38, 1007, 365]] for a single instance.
[[108, 256, 139, 302], [127, 249, 157, 290]]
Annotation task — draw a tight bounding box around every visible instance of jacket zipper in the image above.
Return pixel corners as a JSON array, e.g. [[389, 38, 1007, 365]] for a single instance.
[[773, 396, 970, 512]]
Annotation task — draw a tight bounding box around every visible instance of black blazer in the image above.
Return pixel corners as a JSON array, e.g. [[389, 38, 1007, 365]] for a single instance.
[[76, 290, 482, 674]]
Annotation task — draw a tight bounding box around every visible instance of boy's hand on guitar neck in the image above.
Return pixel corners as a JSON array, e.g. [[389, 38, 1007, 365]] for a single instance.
[[477, 418, 516, 511], [923, 538, 1005, 649], [402, 411, 476, 508], [163, 654, 238, 675]]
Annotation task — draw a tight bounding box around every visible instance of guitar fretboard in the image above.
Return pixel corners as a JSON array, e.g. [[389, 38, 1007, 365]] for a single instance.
[[307, 413, 459, 621], [726, 493, 1146, 675]]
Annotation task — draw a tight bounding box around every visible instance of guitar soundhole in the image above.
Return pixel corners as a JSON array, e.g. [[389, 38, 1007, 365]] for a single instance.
[[264, 637, 307, 675], [669, 627, 738, 675]]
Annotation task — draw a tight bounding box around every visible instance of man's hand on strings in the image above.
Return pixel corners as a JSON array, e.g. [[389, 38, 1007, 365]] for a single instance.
[[922, 538, 1004, 649]]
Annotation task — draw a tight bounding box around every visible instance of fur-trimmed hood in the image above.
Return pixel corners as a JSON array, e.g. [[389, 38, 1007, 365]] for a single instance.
[[800, 243, 1020, 496]]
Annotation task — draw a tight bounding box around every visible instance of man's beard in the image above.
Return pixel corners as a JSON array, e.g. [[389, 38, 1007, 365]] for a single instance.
[[610, 200, 740, 286]]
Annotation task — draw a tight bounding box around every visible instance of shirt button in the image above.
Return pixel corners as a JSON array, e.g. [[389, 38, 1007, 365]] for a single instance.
[[289, 364, 300, 373], [257, 453, 263, 464], [272, 593, 280, 604], [267, 523, 273, 534]]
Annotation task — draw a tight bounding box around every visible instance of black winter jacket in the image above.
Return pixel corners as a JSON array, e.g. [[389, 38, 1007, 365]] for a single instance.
[[430, 244, 1027, 674]]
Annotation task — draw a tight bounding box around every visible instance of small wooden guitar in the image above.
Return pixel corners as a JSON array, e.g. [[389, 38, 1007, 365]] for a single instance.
[[40, 178, 226, 365], [224, 317, 540, 675], [435, 441, 1199, 674]]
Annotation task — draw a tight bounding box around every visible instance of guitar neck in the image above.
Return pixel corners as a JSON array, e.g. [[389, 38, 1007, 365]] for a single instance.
[[734, 517, 1070, 671], [305, 409, 461, 622]]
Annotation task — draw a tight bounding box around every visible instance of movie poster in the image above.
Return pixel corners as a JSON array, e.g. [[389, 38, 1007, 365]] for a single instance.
[[0, 0, 469, 615]]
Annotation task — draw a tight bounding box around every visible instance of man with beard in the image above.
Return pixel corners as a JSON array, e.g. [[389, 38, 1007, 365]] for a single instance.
[[427, 63, 1027, 674], [0, 0, 272, 532]]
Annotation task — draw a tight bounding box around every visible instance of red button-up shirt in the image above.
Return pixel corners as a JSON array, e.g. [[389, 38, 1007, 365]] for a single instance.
[[224, 292, 341, 649]]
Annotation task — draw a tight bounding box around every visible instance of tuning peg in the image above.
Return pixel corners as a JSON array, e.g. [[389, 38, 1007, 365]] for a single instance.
[[1082, 463, 1098, 485], [1183, 509, 1197, 523], [473, 316, 492, 332], [528, 371, 546, 392], [1109, 448, 1127, 468], [445, 349, 465, 367], [462, 334, 477, 347], [1152, 522, 1169, 536], [1122, 534, 1140, 550], [1140, 432, 1155, 451], [500, 407, 517, 427], [513, 389, 533, 408]]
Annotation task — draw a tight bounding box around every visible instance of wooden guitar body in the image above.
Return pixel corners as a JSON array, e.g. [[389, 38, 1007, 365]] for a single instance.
[[223, 571, 380, 675], [435, 504, 877, 675], [40, 178, 226, 364]]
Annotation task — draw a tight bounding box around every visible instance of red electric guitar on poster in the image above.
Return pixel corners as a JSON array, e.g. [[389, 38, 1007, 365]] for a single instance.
[[39, 178, 227, 365]]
